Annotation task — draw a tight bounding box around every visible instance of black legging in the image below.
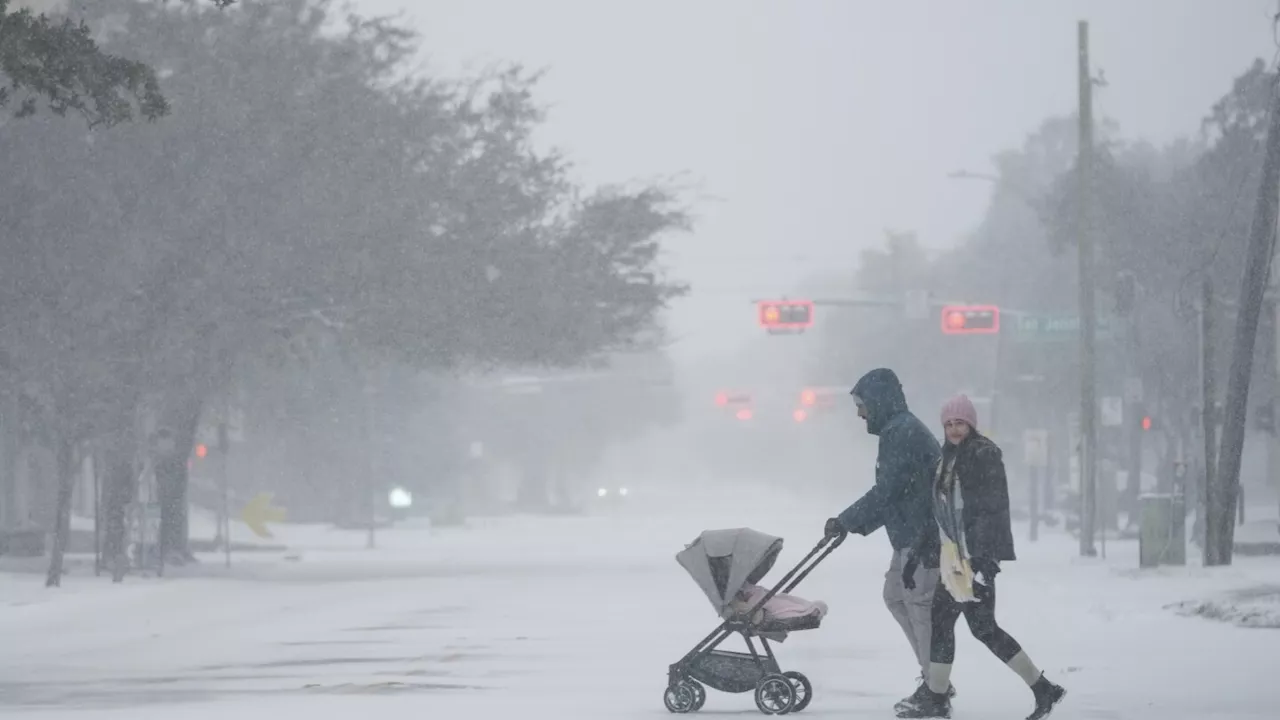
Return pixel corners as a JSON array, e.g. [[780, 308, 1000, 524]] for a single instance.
[[929, 571, 1023, 664]]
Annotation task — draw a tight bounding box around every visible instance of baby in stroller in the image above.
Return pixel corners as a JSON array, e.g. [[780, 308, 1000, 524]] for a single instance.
[[728, 583, 829, 629], [664, 527, 844, 715]]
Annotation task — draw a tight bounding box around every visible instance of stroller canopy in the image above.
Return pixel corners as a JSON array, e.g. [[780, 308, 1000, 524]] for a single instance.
[[676, 528, 784, 617]]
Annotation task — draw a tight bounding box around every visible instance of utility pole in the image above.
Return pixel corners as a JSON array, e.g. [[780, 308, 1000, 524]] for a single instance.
[[1199, 278, 1216, 554], [219, 420, 231, 569], [364, 377, 378, 551], [1076, 20, 1099, 557], [1122, 272, 1143, 527], [1211, 70, 1280, 566], [1273, 296, 1280, 530], [1125, 397, 1144, 515]]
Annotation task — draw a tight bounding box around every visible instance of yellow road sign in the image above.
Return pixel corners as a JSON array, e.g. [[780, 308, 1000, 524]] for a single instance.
[[241, 492, 286, 539]]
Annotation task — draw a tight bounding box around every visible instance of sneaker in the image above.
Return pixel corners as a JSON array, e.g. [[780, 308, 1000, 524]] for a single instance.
[[1027, 674, 1066, 720]]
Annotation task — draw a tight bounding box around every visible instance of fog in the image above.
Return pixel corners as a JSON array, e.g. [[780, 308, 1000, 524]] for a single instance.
[[1, 1, 1278, 718]]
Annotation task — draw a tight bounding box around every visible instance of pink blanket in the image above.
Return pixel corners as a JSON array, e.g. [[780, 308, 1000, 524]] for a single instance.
[[730, 584, 828, 624]]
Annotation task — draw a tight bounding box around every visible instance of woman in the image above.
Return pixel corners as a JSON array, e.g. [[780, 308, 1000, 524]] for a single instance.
[[895, 395, 1066, 720]]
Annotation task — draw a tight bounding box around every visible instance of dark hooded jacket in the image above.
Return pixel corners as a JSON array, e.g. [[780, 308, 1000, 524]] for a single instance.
[[910, 430, 1017, 568], [835, 368, 941, 551]]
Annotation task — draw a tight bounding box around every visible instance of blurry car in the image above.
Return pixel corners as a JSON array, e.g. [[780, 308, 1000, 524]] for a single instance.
[[593, 485, 632, 504]]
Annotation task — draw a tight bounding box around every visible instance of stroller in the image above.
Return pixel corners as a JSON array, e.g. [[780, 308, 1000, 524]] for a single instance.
[[665, 527, 846, 715]]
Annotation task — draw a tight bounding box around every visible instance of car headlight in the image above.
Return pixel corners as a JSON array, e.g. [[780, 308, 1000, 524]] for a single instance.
[[388, 487, 413, 509], [597, 488, 608, 497]]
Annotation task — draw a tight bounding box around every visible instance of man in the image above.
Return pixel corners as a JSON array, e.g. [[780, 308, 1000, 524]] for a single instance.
[[824, 368, 949, 712]]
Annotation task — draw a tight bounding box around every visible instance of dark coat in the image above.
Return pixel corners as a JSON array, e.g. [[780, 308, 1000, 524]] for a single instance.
[[836, 369, 941, 551], [911, 431, 1017, 568]]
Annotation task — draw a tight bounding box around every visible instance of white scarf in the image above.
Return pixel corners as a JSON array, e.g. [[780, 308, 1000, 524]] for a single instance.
[[935, 455, 976, 602]]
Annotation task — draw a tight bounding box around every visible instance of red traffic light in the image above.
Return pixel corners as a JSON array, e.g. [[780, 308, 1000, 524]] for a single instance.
[[715, 391, 751, 407], [758, 300, 814, 329], [940, 305, 1000, 335], [799, 386, 840, 409], [1142, 416, 1152, 431], [195, 443, 208, 459]]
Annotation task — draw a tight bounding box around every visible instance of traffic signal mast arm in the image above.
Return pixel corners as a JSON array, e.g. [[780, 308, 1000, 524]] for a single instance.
[[751, 293, 1109, 346], [751, 295, 1040, 328]]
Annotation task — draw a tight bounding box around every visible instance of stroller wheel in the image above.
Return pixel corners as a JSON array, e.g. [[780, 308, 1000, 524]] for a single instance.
[[664, 682, 697, 714], [754, 673, 796, 715], [783, 671, 812, 712], [688, 680, 706, 711]]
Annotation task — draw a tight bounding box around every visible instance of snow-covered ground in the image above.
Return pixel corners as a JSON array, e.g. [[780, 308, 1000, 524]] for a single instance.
[[1, 489, 1276, 719]]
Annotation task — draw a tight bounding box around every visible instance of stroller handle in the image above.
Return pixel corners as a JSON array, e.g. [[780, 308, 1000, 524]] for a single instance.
[[782, 530, 845, 592]]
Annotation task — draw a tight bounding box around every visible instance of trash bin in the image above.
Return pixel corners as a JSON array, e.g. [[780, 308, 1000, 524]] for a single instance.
[[1139, 494, 1185, 568]]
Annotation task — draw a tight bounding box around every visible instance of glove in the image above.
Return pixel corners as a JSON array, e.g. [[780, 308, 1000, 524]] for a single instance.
[[901, 553, 919, 590], [970, 558, 1000, 586], [824, 517, 844, 538]]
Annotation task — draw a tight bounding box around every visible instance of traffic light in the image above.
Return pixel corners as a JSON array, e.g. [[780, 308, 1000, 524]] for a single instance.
[[940, 305, 1000, 335], [799, 386, 840, 409], [195, 443, 208, 459], [715, 391, 751, 407], [758, 300, 814, 330], [1141, 415, 1152, 431]]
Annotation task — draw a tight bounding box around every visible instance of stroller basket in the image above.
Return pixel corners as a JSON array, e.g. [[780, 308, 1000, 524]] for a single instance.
[[664, 528, 845, 715], [689, 650, 779, 694]]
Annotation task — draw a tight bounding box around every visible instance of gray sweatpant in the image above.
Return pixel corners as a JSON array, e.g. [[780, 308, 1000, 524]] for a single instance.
[[884, 548, 940, 675]]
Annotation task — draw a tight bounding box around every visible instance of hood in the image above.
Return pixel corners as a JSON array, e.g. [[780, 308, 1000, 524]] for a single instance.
[[850, 368, 909, 435]]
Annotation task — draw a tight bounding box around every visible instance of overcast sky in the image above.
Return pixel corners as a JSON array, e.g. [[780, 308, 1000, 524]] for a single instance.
[[347, 1, 1275, 366]]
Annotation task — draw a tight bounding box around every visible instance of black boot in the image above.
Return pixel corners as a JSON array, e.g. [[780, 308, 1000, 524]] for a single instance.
[[1027, 674, 1066, 720], [895, 681, 925, 714], [895, 678, 956, 714], [896, 687, 950, 719]]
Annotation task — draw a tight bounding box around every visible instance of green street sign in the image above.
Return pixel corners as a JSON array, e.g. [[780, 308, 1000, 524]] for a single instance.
[[1013, 314, 1113, 341]]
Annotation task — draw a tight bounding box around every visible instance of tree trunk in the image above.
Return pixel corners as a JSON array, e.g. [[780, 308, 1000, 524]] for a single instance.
[[155, 385, 209, 563], [100, 447, 135, 583], [44, 436, 77, 588], [0, 389, 16, 529], [154, 453, 185, 563]]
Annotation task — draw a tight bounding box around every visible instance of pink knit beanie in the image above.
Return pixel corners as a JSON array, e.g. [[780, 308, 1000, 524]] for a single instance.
[[940, 394, 978, 430]]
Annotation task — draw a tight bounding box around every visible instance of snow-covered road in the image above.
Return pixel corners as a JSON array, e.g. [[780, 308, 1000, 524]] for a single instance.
[[1, 491, 1276, 719]]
